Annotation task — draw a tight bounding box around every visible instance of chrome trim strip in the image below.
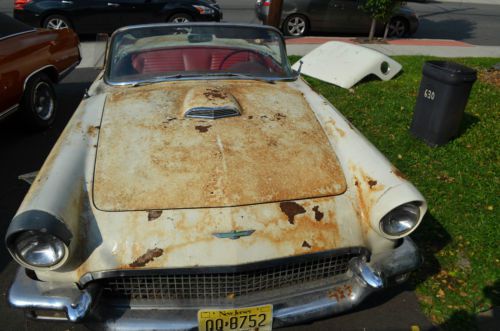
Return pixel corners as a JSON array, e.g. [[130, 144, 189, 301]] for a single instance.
[[111, 22, 284, 38], [106, 75, 296, 86], [0, 29, 36, 41], [23, 65, 58, 91], [0, 104, 19, 120]]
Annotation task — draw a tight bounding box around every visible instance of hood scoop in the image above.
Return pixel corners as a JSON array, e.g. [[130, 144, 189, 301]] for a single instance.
[[183, 86, 241, 119]]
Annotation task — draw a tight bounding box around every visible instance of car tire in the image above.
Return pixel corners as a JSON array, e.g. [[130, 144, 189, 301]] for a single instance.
[[43, 15, 72, 30], [388, 17, 409, 38], [168, 13, 193, 23], [20, 73, 57, 129], [282, 14, 309, 37]]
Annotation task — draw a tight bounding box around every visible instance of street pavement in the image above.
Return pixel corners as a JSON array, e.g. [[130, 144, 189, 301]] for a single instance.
[[409, 1, 500, 46], [1, 0, 500, 45]]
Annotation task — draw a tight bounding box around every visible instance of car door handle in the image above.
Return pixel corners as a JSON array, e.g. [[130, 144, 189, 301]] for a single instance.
[[107, 2, 120, 7]]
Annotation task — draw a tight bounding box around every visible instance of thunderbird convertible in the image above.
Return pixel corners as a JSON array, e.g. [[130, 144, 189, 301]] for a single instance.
[[6, 23, 426, 330]]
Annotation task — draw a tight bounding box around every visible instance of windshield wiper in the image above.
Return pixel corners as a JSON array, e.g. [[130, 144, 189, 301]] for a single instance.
[[131, 72, 277, 87], [205, 72, 275, 84]]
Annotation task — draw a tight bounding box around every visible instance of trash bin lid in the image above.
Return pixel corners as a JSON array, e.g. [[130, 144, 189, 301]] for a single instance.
[[423, 61, 477, 85]]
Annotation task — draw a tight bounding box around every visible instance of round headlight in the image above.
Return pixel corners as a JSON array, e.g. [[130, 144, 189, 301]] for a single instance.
[[14, 230, 67, 268], [380, 202, 420, 237]]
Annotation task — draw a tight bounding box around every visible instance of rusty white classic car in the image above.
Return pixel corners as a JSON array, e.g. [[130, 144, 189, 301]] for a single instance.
[[6, 23, 426, 330]]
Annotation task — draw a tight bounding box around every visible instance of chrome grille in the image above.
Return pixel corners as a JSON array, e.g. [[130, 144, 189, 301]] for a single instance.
[[100, 252, 358, 302]]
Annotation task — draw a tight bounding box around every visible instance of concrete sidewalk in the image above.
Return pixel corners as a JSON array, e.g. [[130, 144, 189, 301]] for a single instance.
[[77, 37, 500, 69], [285, 37, 500, 57]]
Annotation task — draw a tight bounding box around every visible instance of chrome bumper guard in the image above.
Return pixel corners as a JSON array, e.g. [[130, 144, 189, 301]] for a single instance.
[[8, 237, 421, 330]]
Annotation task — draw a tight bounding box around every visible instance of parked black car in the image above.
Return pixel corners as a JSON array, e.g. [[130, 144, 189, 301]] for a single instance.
[[13, 0, 222, 34], [256, 0, 419, 37]]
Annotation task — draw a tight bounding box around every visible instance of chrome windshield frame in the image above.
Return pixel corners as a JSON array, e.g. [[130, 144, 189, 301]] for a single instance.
[[103, 23, 296, 86]]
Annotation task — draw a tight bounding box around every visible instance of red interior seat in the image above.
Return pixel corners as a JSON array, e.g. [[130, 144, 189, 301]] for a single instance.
[[131, 47, 258, 74]]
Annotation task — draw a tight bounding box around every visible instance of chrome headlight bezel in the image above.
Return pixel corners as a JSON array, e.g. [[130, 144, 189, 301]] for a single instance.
[[379, 202, 422, 238], [12, 230, 69, 270], [6, 210, 73, 271]]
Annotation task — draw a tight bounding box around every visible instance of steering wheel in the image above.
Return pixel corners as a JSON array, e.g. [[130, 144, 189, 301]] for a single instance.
[[218, 49, 269, 71]]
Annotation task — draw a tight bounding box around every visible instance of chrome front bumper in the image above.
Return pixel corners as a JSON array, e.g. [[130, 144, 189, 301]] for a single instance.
[[8, 237, 421, 330]]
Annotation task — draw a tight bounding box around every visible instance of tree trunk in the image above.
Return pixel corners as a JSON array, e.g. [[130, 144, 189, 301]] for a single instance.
[[267, 0, 284, 28], [368, 18, 377, 40], [383, 22, 390, 39]]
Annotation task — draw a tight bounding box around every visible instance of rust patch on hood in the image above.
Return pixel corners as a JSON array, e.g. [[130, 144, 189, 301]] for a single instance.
[[147, 210, 162, 221], [93, 81, 347, 211], [280, 201, 306, 225], [195, 125, 211, 133], [203, 88, 228, 100], [87, 125, 100, 137], [312, 205, 324, 221], [368, 179, 378, 189], [129, 248, 164, 267]]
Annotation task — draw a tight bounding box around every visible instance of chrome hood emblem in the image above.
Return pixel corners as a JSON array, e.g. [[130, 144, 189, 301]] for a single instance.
[[213, 230, 255, 240]]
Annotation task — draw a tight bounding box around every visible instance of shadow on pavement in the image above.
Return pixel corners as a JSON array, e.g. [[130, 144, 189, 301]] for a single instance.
[[415, 18, 475, 41]]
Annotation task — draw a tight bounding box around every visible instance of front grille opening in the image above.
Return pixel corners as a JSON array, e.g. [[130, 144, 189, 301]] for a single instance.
[[98, 252, 359, 303]]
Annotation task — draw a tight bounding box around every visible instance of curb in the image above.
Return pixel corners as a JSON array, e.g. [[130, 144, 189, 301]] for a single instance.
[[285, 37, 473, 47], [426, 0, 500, 5]]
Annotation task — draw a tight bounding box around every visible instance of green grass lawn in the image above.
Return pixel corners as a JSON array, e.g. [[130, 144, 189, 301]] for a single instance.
[[289, 55, 500, 330]]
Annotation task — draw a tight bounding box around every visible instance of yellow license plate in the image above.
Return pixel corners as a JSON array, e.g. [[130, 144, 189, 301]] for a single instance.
[[198, 304, 273, 331]]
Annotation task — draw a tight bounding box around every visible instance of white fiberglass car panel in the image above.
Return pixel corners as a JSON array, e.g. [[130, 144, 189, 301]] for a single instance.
[[291, 41, 402, 89]]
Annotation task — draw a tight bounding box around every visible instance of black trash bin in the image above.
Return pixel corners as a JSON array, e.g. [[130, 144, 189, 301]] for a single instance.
[[410, 61, 477, 146]]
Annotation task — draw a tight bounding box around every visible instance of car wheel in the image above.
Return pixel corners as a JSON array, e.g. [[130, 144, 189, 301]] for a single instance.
[[21, 73, 57, 129], [168, 13, 193, 23], [283, 14, 309, 37], [388, 18, 409, 38], [43, 15, 72, 30]]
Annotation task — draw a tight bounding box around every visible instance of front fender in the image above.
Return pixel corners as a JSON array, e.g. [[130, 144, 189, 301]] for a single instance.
[[6, 93, 106, 271]]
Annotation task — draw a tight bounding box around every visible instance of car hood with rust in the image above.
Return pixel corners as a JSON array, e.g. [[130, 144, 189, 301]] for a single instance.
[[93, 80, 347, 211]]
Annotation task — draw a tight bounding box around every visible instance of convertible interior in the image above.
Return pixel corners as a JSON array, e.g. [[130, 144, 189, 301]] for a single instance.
[[115, 46, 284, 77]]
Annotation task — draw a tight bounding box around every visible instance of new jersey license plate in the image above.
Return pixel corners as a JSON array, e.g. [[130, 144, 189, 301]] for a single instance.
[[198, 304, 273, 331]]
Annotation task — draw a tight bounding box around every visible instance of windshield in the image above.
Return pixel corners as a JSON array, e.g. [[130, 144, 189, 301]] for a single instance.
[[105, 23, 294, 85]]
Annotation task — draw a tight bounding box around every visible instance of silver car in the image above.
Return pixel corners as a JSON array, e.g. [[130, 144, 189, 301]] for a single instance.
[[256, 0, 419, 37]]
